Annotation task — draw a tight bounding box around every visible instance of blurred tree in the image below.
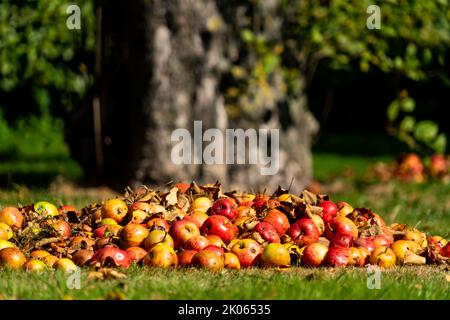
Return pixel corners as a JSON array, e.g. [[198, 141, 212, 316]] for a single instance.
[[87, 0, 318, 192]]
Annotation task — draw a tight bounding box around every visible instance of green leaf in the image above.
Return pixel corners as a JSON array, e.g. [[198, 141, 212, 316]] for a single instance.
[[431, 133, 447, 154], [414, 120, 439, 143], [399, 116, 415, 132], [241, 29, 254, 43], [387, 100, 400, 121], [400, 97, 415, 112]]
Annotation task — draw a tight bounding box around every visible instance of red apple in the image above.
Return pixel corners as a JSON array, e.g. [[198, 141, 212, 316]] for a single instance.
[[170, 219, 200, 246], [287, 218, 320, 247], [253, 195, 270, 212], [147, 218, 170, 231], [0, 207, 24, 229], [184, 211, 209, 228], [373, 233, 394, 248], [261, 243, 291, 268], [185, 235, 210, 251], [0, 247, 26, 269], [320, 200, 338, 223], [302, 242, 329, 267], [201, 215, 238, 243], [202, 245, 225, 257], [211, 198, 238, 221], [50, 220, 71, 238], [126, 247, 148, 263], [206, 235, 225, 248], [120, 223, 149, 248], [328, 233, 353, 248], [354, 237, 375, 253], [262, 209, 290, 236], [326, 216, 358, 240], [230, 239, 262, 267], [428, 236, 447, 253], [254, 222, 280, 243], [430, 154, 447, 177], [177, 250, 198, 267], [192, 250, 224, 271], [441, 243, 450, 257], [325, 246, 350, 267], [91, 246, 131, 269]]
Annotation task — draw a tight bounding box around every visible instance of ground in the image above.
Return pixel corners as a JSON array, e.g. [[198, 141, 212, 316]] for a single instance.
[[0, 146, 449, 300]]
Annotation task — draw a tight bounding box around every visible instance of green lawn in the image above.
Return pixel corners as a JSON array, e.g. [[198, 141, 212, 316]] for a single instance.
[[0, 145, 449, 300], [0, 266, 448, 300]]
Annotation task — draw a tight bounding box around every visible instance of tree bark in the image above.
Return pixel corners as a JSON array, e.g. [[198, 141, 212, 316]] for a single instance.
[[69, 0, 318, 193]]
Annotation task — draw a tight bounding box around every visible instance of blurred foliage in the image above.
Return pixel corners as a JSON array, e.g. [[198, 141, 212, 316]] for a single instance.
[[387, 90, 447, 154], [0, 0, 93, 182], [225, 0, 449, 151], [0, 0, 94, 115]]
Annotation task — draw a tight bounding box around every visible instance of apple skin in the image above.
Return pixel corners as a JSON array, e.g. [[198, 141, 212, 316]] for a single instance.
[[126, 247, 148, 263], [210, 198, 238, 221], [302, 242, 329, 267], [23, 259, 47, 272], [34, 201, 60, 218], [142, 244, 178, 268], [170, 219, 200, 246], [202, 245, 225, 257], [429, 154, 447, 177], [348, 247, 365, 267], [90, 246, 132, 269], [184, 211, 209, 228], [320, 200, 338, 223], [261, 243, 291, 268], [328, 233, 353, 248], [373, 233, 394, 248], [206, 235, 225, 248], [0, 223, 13, 240], [326, 216, 358, 241], [310, 214, 325, 236], [0, 207, 24, 229], [189, 197, 213, 214], [101, 199, 128, 223], [50, 221, 71, 238], [441, 243, 450, 257], [337, 202, 354, 217], [428, 236, 447, 253], [185, 235, 210, 251], [177, 250, 198, 267], [230, 239, 262, 268], [224, 252, 241, 270], [325, 246, 350, 267], [262, 209, 290, 236], [144, 229, 174, 251], [354, 237, 375, 253], [287, 218, 320, 247], [254, 222, 280, 243], [147, 218, 170, 231], [192, 250, 224, 271], [0, 247, 26, 269], [120, 223, 149, 248], [54, 258, 78, 272], [201, 215, 238, 243], [370, 246, 396, 268], [72, 249, 95, 267]]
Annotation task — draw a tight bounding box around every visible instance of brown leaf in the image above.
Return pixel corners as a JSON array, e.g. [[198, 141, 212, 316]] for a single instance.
[[166, 187, 179, 206]]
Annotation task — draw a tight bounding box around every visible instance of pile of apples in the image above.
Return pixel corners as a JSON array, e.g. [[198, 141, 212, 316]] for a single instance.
[[0, 182, 449, 272], [373, 153, 449, 183]]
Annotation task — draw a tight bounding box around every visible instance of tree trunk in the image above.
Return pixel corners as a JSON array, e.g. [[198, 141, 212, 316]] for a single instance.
[[70, 0, 318, 193]]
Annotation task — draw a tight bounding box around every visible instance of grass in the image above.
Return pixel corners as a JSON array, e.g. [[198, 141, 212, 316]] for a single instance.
[[0, 266, 449, 300]]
